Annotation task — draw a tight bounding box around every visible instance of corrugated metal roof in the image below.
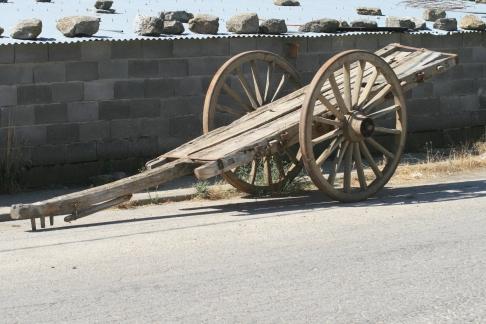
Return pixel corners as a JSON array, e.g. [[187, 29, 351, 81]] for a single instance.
[[0, 0, 484, 45]]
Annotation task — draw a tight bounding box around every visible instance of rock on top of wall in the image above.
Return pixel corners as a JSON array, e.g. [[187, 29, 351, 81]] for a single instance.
[[94, 0, 113, 10], [411, 17, 427, 30], [163, 20, 185, 35], [273, 0, 300, 6], [299, 18, 339, 33], [56, 16, 100, 37], [385, 16, 416, 29], [11, 18, 43, 40], [259, 19, 288, 34], [134, 15, 164, 36], [0, 26, 3, 36], [226, 13, 259, 34], [162, 11, 194, 23], [460, 14, 486, 31], [350, 19, 378, 29], [423, 8, 446, 21], [433, 18, 457, 31], [356, 7, 382, 16], [188, 14, 219, 34]]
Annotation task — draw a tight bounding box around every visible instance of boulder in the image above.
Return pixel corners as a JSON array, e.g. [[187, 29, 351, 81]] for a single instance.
[[259, 19, 287, 34], [56, 16, 100, 37], [273, 0, 300, 6], [356, 7, 382, 16], [0, 26, 3, 36], [133, 15, 164, 36], [11, 18, 43, 40], [299, 18, 340, 33], [433, 18, 457, 31], [94, 0, 112, 9], [460, 14, 486, 30], [385, 16, 416, 29], [423, 8, 446, 21], [189, 14, 219, 34], [163, 20, 185, 34], [226, 13, 259, 34], [162, 11, 194, 23], [411, 17, 427, 30], [350, 19, 378, 29], [339, 20, 350, 28]]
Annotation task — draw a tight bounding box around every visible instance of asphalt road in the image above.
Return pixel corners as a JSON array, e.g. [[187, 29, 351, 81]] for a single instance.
[[1, 172, 486, 323]]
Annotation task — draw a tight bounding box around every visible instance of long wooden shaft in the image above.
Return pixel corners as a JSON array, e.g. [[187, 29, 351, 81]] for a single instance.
[[11, 159, 196, 220]]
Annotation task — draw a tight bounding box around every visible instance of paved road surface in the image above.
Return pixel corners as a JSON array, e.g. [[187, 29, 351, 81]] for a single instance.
[[1, 173, 486, 323]]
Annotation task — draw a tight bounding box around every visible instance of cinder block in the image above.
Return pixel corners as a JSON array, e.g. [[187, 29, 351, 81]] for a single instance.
[[463, 32, 483, 48], [111, 40, 142, 59], [159, 59, 188, 77], [81, 41, 111, 61], [65, 142, 97, 163], [355, 34, 379, 51], [47, 123, 79, 144], [99, 100, 130, 120], [99, 60, 128, 79], [331, 35, 356, 52], [97, 139, 130, 159], [289, 37, 308, 54], [378, 33, 401, 48], [14, 44, 48, 63], [472, 47, 486, 62], [157, 136, 184, 152], [0, 45, 14, 64], [144, 79, 175, 98], [461, 63, 484, 79], [308, 37, 332, 53], [67, 101, 99, 122], [161, 95, 203, 118], [410, 82, 434, 99], [188, 57, 228, 76], [129, 136, 159, 157], [174, 77, 203, 96], [0, 65, 33, 85], [48, 43, 81, 62], [433, 79, 477, 97], [407, 97, 441, 116], [18, 84, 52, 105], [168, 115, 202, 140], [114, 80, 145, 99], [296, 54, 321, 73], [439, 94, 479, 114], [230, 38, 257, 55], [13, 125, 47, 146], [51, 82, 84, 102], [84, 80, 114, 101], [34, 103, 67, 124], [129, 98, 161, 118], [110, 119, 141, 139], [128, 60, 159, 78], [139, 117, 169, 137], [0, 85, 17, 106], [31, 144, 66, 166], [66, 61, 99, 81], [79, 121, 110, 142], [0, 105, 34, 126], [33, 63, 66, 83], [173, 39, 229, 57], [142, 40, 173, 58], [256, 38, 284, 55]]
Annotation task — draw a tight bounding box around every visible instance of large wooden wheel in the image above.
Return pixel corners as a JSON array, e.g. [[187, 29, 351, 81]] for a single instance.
[[203, 50, 302, 194], [299, 50, 407, 202]]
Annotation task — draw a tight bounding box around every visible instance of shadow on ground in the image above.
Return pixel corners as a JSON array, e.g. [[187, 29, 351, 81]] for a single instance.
[[27, 179, 486, 233]]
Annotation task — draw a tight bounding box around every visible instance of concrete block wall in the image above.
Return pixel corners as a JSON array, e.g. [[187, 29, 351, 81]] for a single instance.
[[0, 32, 485, 187]]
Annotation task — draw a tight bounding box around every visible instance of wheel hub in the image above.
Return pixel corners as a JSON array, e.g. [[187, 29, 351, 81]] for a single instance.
[[346, 112, 375, 141]]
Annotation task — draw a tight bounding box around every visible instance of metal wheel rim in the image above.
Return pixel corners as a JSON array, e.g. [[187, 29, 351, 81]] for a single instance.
[[203, 50, 303, 194], [299, 50, 407, 202]]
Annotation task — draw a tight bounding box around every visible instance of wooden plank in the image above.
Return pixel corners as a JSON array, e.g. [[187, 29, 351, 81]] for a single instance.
[[11, 159, 196, 220]]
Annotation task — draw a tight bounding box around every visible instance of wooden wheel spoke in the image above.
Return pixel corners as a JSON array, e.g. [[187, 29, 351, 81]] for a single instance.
[[329, 74, 349, 114], [342, 63, 352, 112], [328, 141, 349, 186], [250, 60, 264, 106], [357, 67, 379, 107], [312, 128, 343, 146], [359, 141, 383, 179], [316, 136, 344, 166], [263, 156, 272, 186], [365, 137, 395, 159], [317, 94, 345, 120], [222, 83, 253, 112], [352, 60, 365, 108], [271, 73, 289, 103], [368, 104, 399, 119], [362, 84, 392, 113], [250, 160, 258, 185], [274, 155, 286, 180], [353, 143, 367, 190], [236, 67, 259, 109], [374, 126, 402, 135], [264, 61, 275, 104], [216, 104, 244, 117], [314, 115, 342, 127], [343, 144, 353, 193]]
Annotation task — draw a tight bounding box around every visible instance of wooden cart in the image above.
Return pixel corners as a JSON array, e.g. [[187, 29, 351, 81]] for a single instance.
[[11, 43, 458, 230]]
